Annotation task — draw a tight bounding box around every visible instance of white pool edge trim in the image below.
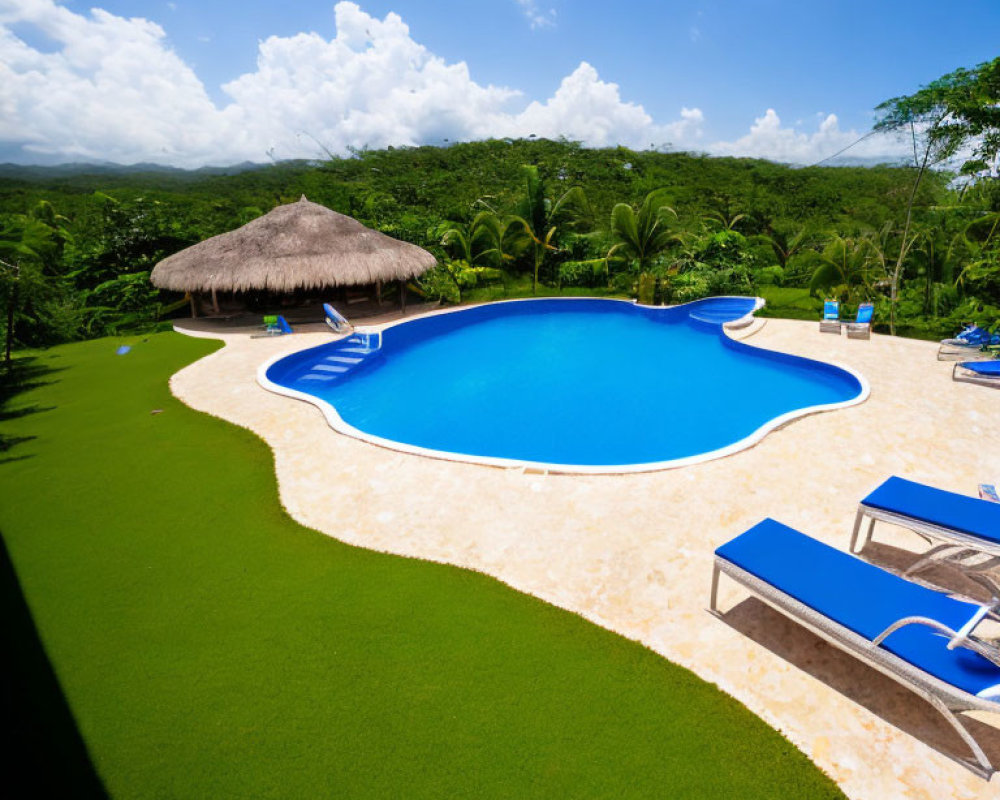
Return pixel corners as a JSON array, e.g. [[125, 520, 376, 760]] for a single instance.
[[256, 297, 869, 475]]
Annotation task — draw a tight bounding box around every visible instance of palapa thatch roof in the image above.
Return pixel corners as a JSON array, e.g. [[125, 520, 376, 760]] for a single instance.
[[150, 196, 436, 293]]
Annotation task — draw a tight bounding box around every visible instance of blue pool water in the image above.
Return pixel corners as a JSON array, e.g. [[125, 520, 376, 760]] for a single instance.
[[263, 298, 865, 470]]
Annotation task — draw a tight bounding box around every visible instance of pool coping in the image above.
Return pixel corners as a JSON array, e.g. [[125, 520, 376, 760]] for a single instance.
[[256, 296, 871, 475]]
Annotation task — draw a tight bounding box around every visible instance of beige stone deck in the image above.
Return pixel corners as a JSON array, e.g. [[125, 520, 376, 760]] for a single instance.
[[171, 311, 1000, 800]]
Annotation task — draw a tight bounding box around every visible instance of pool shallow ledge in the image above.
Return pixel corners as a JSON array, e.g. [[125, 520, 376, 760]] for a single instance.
[[257, 297, 870, 475]]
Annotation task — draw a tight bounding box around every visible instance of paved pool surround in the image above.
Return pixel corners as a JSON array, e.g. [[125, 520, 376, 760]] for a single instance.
[[172, 305, 1000, 800]]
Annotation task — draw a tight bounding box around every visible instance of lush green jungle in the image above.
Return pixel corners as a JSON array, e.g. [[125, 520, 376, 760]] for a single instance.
[[1, 57, 998, 355]]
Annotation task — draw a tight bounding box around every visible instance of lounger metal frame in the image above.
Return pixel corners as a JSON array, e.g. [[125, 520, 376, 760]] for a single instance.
[[938, 346, 988, 362], [845, 321, 871, 340], [819, 319, 842, 334], [953, 362, 1000, 389], [710, 556, 1000, 778], [850, 502, 1000, 595]]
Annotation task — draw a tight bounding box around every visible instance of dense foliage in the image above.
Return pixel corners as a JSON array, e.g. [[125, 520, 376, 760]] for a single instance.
[[1, 81, 999, 352]]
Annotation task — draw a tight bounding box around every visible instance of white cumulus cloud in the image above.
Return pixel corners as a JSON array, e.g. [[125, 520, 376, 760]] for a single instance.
[[0, 0, 905, 167], [709, 108, 908, 165], [514, 0, 556, 30]]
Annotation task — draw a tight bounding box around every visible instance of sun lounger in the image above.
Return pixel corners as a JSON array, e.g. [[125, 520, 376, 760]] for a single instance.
[[324, 302, 352, 333], [712, 518, 1000, 777], [849, 476, 1000, 590], [251, 314, 293, 338], [819, 300, 842, 333], [845, 303, 874, 339], [953, 359, 1000, 388], [940, 330, 1000, 360], [942, 325, 988, 348]]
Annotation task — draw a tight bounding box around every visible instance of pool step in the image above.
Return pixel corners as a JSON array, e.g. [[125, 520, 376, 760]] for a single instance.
[[295, 332, 384, 386], [325, 355, 363, 364]]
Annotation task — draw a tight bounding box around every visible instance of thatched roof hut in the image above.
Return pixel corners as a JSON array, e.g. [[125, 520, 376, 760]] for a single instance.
[[150, 196, 436, 294]]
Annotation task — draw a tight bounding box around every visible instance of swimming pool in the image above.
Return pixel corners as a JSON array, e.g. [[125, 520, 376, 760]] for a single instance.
[[260, 297, 868, 473]]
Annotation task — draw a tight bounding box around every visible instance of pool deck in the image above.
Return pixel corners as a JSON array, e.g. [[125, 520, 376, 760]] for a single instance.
[[171, 310, 1000, 800]]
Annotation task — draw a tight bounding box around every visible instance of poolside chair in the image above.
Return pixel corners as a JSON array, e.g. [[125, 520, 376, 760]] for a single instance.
[[953, 359, 1000, 389], [941, 325, 988, 348], [819, 300, 842, 334], [253, 315, 293, 338], [845, 303, 874, 340], [712, 518, 1000, 777], [849, 476, 1000, 591], [323, 302, 352, 333], [939, 329, 1000, 360]]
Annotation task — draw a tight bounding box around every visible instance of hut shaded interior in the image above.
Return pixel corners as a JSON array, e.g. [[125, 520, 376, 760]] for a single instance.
[[150, 196, 437, 322]]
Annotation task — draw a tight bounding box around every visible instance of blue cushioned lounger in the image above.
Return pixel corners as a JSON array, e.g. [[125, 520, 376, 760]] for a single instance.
[[850, 476, 1000, 559], [942, 326, 988, 347], [819, 300, 841, 333], [845, 302, 874, 339], [712, 518, 1000, 777], [323, 302, 352, 333], [954, 360, 1000, 388]]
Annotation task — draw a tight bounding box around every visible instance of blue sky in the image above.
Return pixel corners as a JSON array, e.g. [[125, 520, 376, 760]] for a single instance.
[[3, 0, 998, 165]]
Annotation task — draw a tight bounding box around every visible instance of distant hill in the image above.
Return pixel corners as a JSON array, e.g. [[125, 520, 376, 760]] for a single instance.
[[0, 160, 308, 181], [0, 139, 935, 244]]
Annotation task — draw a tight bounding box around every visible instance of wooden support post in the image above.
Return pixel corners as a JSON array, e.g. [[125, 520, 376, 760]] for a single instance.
[[211, 287, 220, 314], [376, 280, 383, 306], [400, 280, 407, 315], [188, 292, 199, 318]]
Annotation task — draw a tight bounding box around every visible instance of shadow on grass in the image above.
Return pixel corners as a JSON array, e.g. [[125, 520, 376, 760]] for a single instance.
[[0, 356, 63, 460], [716, 593, 1000, 778], [0, 531, 108, 798]]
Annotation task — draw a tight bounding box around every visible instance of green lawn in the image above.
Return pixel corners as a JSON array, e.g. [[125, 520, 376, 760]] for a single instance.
[[756, 286, 824, 321], [0, 334, 843, 799]]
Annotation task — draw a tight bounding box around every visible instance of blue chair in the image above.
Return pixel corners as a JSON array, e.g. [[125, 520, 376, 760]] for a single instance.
[[261, 315, 292, 335], [712, 518, 1000, 777], [953, 359, 1000, 389], [819, 300, 841, 333], [942, 325, 988, 348], [845, 302, 874, 339], [939, 328, 1000, 361], [323, 302, 352, 333]]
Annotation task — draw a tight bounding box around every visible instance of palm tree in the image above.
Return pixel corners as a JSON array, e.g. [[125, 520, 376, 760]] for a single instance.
[[808, 235, 879, 305], [764, 225, 811, 270], [436, 211, 507, 302], [703, 210, 747, 232], [503, 165, 589, 294], [0, 214, 58, 366], [953, 211, 1000, 293], [438, 211, 505, 268], [606, 189, 679, 301], [911, 229, 960, 315]]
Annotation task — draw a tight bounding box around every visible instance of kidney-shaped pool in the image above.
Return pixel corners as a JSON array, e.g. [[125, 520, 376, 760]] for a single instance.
[[259, 297, 867, 473]]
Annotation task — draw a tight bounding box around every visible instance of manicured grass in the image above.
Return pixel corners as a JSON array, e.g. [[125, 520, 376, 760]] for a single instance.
[[756, 286, 824, 321], [0, 334, 844, 799], [461, 273, 626, 304]]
